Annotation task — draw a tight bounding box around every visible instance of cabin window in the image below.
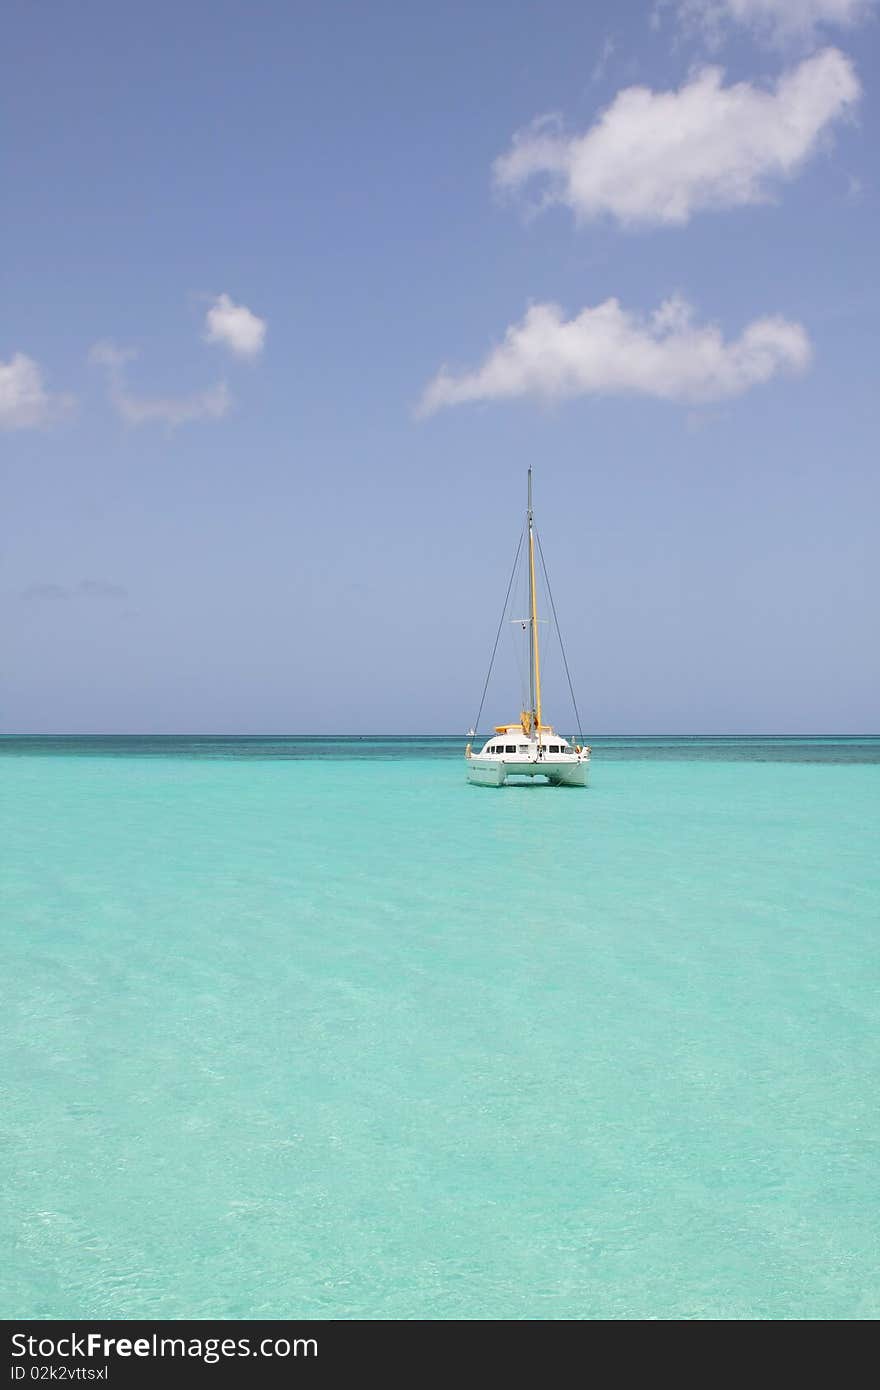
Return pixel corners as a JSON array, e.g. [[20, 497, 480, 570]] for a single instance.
[[548, 744, 559, 753], [505, 745, 515, 753], [518, 745, 527, 753]]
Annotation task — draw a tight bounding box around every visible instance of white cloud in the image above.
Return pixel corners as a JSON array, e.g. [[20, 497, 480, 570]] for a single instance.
[[494, 47, 860, 227], [204, 294, 266, 359], [0, 352, 73, 429], [418, 295, 812, 413], [89, 339, 231, 427], [672, 0, 876, 48]]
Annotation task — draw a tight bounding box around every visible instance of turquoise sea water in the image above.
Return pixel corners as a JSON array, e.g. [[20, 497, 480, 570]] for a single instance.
[[2, 737, 879, 1320]]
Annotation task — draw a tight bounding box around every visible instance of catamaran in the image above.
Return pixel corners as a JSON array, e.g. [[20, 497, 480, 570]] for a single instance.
[[465, 469, 590, 787]]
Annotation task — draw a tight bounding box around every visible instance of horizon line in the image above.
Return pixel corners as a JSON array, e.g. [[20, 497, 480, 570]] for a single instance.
[[2, 732, 878, 741]]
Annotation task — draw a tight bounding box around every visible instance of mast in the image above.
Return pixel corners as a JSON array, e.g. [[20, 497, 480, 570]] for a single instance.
[[527, 468, 542, 733]]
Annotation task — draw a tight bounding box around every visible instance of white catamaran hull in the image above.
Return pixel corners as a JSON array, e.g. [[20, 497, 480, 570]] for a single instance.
[[467, 755, 589, 787]]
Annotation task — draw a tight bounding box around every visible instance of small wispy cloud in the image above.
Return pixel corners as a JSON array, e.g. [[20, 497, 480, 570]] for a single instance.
[[494, 47, 860, 228], [686, 406, 730, 433], [846, 172, 865, 199], [590, 34, 616, 83], [111, 381, 231, 427], [1, 352, 74, 430], [88, 341, 137, 371], [79, 579, 128, 600], [20, 582, 70, 601], [20, 579, 129, 602], [668, 0, 877, 50], [204, 294, 267, 359], [89, 339, 231, 427], [418, 294, 812, 414]]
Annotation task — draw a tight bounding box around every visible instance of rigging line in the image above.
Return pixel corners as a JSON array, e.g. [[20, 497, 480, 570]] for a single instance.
[[470, 528, 525, 737], [509, 616, 529, 715], [509, 555, 530, 712], [535, 527, 585, 746]]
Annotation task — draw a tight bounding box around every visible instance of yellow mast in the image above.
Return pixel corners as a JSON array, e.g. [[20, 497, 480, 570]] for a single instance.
[[527, 468, 542, 732]]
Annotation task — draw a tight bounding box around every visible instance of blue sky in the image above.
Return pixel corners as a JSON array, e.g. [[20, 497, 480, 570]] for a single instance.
[[2, 0, 878, 733]]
